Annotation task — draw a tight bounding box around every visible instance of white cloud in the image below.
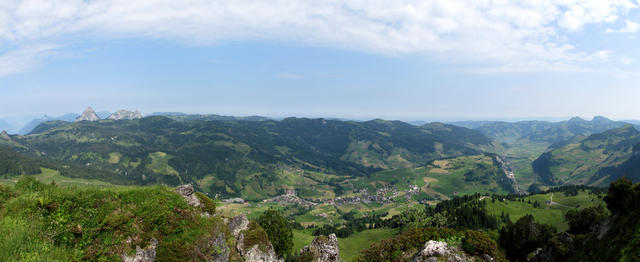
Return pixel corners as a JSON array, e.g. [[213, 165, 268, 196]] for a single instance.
[[0, 45, 59, 77], [0, 0, 638, 76], [606, 19, 640, 32]]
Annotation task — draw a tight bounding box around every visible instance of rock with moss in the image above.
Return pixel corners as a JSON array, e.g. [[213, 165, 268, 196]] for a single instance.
[[411, 240, 471, 262], [299, 234, 340, 262], [229, 214, 250, 237], [209, 233, 230, 262], [175, 184, 201, 207], [122, 238, 158, 262], [233, 221, 282, 262]]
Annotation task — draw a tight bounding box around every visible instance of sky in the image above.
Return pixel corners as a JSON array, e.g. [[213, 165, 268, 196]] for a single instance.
[[1, 0, 640, 126]]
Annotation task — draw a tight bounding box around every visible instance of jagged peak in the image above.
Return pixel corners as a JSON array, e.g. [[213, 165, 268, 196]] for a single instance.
[[107, 109, 143, 120], [75, 106, 101, 122]]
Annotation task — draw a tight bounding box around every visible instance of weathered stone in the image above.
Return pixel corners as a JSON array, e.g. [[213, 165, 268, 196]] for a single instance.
[[175, 184, 201, 207], [228, 214, 250, 237], [412, 240, 470, 262], [244, 244, 281, 262], [209, 233, 230, 262], [75, 106, 101, 122], [122, 238, 158, 262], [300, 234, 340, 262], [108, 110, 143, 120]]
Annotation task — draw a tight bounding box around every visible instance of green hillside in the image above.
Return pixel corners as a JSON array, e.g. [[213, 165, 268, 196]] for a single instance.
[[532, 125, 640, 186], [8, 117, 495, 199], [0, 177, 271, 261], [467, 116, 632, 144]]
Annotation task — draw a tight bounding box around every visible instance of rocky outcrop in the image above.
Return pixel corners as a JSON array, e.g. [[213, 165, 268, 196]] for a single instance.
[[75, 107, 101, 122], [108, 110, 143, 120], [299, 234, 340, 262], [412, 240, 471, 262], [209, 233, 230, 262], [228, 214, 250, 237], [0, 130, 10, 140], [122, 238, 158, 262], [244, 245, 281, 262], [175, 184, 201, 207], [227, 215, 282, 262]]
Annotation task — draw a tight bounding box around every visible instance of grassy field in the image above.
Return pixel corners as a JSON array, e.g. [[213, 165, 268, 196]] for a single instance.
[[484, 190, 605, 231], [292, 228, 399, 262], [338, 228, 399, 261], [0, 168, 117, 188], [349, 155, 512, 200]]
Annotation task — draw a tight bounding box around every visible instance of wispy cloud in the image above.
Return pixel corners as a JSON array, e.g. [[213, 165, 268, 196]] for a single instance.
[[0, 45, 59, 77], [0, 0, 638, 76]]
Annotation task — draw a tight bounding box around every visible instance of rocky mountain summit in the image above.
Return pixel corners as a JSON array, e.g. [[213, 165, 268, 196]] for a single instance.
[[75, 107, 101, 122], [0, 130, 10, 140], [108, 109, 143, 120]]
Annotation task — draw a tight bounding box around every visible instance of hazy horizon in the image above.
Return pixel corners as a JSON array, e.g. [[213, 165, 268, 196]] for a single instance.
[[2, 1, 640, 124]]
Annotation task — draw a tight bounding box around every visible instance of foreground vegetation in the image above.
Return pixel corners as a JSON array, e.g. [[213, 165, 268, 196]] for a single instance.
[[0, 177, 232, 261]]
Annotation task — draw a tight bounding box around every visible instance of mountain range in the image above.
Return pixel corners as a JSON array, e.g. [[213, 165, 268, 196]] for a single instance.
[[3, 113, 640, 200], [452, 116, 636, 144]]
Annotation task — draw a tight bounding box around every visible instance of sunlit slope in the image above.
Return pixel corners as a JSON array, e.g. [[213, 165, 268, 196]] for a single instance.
[[532, 125, 640, 186], [9, 117, 496, 199]]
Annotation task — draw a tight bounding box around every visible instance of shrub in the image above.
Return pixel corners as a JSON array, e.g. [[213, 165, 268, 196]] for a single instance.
[[195, 192, 216, 215]]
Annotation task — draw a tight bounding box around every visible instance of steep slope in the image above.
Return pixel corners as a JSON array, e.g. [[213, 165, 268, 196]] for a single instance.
[[28, 120, 69, 135], [8, 117, 495, 199], [18, 116, 55, 135], [532, 125, 640, 186], [597, 142, 640, 183]]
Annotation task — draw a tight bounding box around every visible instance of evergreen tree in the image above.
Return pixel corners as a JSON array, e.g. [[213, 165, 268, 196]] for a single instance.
[[257, 209, 294, 258]]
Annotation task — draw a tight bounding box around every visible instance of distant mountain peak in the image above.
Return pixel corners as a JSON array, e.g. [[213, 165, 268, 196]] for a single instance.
[[592, 115, 611, 122], [0, 130, 10, 140], [107, 109, 143, 120], [567, 116, 586, 123], [75, 107, 101, 122]]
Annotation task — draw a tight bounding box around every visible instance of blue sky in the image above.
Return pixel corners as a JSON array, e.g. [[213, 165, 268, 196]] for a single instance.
[[1, 0, 640, 126]]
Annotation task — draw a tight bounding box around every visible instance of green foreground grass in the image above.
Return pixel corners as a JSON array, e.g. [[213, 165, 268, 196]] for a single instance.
[[485, 190, 604, 231]]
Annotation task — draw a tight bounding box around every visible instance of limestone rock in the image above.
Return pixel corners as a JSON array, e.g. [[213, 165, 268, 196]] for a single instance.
[[209, 233, 230, 262], [229, 214, 250, 237], [122, 238, 158, 262], [412, 240, 471, 262], [300, 234, 340, 262], [244, 244, 281, 262], [108, 110, 143, 120], [0, 130, 10, 140], [175, 184, 201, 207], [75, 107, 101, 122]]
